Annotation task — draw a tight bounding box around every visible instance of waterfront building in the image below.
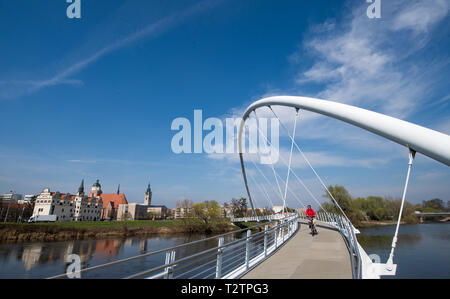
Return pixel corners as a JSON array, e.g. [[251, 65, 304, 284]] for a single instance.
[[31, 180, 103, 222], [117, 203, 149, 220], [84, 180, 128, 220], [147, 205, 168, 219], [174, 206, 193, 219], [117, 182, 168, 220]]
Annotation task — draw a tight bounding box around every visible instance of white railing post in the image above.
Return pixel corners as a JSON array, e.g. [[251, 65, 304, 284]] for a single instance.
[[164, 250, 176, 279], [274, 223, 278, 249], [245, 230, 251, 270], [264, 225, 268, 257], [216, 237, 224, 279]]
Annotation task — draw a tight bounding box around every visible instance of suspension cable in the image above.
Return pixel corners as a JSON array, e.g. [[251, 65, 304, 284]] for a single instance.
[[252, 158, 306, 210], [387, 148, 416, 267], [254, 110, 285, 207], [249, 158, 281, 207], [272, 164, 307, 209], [247, 168, 275, 208], [283, 109, 299, 213], [250, 110, 331, 217], [269, 106, 351, 223]]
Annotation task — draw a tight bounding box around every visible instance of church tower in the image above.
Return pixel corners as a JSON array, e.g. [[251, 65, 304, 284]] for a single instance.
[[144, 182, 152, 206], [77, 179, 85, 196], [89, 179, 102, 198]]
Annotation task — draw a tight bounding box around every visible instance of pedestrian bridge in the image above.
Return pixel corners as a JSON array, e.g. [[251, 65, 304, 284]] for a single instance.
[[48, 213, 378, 279], [47, 96, 450, 279], [242, 219, 352, 279]]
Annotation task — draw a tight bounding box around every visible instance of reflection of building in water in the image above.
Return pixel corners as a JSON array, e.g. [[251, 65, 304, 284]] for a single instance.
[[139, 239, 147, 253], [125, 238, 133, 247], [22, 244, 43, 271], [93, 239, 122, 258], [20, 239, 123, 273]]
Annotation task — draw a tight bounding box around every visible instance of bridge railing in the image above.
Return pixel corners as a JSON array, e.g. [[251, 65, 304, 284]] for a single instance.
[[48, 214, 299, 279], [298, 212, 362, 279], [230, 213, 289, 222]]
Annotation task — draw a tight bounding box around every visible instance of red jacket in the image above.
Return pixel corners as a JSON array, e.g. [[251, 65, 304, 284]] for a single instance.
[[305, 208, 316, 217]]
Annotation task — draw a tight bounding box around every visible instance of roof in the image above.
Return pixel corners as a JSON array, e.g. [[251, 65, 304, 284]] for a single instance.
[[49, 192, 101, 203], [50, 192, 76, 200], [100, 193, 128, 208]]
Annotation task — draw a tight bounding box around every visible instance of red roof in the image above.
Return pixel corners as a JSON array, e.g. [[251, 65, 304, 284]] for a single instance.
[[100, 193, 128, 209], [49, 192, 101, 203], [50, 192, 76, 200]]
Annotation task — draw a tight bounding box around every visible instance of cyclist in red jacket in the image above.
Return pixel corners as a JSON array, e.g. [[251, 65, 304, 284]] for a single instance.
[[305, 205, 317, 234]]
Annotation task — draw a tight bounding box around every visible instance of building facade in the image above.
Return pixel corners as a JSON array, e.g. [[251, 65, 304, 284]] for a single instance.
[[0, 193, 23, 203], [32, 180, 103, 222], [117, 203, 149, 220], [117, 183, 168, 220], [174, 206, 193, 219]]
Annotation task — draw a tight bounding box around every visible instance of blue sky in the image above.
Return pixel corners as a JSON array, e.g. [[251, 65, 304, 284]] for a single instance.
[[0, 0, 448, 209]]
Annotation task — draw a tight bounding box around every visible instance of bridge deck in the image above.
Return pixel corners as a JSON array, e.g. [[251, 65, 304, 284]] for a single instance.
[[241, 220, 352, 279]]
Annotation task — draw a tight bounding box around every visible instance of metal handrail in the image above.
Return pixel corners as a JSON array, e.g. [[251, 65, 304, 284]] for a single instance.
[[48, 214, 298, 279], [47, 216, 285, 279]]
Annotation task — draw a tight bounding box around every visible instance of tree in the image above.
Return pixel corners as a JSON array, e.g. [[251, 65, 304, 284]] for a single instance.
[[231, 198, 247, 218], [322, 185, 362, 226], [422, 199, 445, 212], [192, 201, 222, 226], [386, 199, 418, 224], [323, 186, 352, 212]]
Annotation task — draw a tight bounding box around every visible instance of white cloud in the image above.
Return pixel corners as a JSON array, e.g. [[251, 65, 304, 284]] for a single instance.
[[392, 0, 449, 34], [293, 0, 448, 118]]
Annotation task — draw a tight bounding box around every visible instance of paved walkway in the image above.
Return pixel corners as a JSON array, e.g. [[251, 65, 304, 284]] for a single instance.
[[241, 221, 353, 279]]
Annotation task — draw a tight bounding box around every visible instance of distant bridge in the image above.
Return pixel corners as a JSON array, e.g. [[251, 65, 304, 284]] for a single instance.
[[414, 212, 450, 217], [415, 211, 450, 223]]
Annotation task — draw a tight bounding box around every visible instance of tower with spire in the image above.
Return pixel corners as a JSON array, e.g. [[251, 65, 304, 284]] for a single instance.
[[144, 182, 152, 206], [89, 179, 103, 198], [77, 179, 85, 196]]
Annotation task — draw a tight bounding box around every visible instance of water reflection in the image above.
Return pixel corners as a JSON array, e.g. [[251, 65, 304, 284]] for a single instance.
[[0, 232, 246, 279], [357, 234, 422, 249], [357, 223, 450, 278]]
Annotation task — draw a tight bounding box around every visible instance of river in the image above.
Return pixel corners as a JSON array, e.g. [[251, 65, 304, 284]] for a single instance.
[[357, 222, 450, 278], [0, 223, 448, 279], [0, 231, 249, 279]]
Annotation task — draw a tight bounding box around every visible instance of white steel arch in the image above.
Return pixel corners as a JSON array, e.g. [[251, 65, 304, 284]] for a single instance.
[[239, 96, 450, 166], [238, 96, 450, 218]]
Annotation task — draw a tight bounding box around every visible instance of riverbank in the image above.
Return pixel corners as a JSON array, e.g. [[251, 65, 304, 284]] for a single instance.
[[357, 220, 404, 228], [0, 220, 243, 243], [357, 218, 449, 228]]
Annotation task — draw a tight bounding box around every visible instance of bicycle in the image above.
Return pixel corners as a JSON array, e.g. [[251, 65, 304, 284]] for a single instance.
[[307, 216, 318, 236]]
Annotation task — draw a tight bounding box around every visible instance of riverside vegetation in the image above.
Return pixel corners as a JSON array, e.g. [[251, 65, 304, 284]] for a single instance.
[[319, 186, 449, 228], [0, 200, 267, 242]]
